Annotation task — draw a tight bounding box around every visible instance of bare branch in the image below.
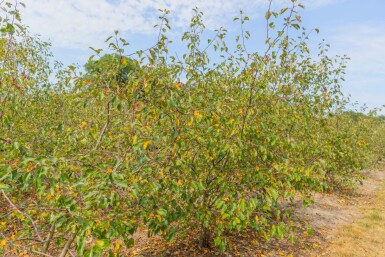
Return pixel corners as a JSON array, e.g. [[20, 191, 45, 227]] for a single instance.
[[43, 222, 56, 253], [94, 100, 111, 151], [31, 250, 55, 257], [1, 190, 43, 242], [59, 230, 78, 257]]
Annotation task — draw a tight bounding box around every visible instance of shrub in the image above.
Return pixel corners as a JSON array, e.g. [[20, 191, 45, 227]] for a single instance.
[[1, 1, 384, 256]]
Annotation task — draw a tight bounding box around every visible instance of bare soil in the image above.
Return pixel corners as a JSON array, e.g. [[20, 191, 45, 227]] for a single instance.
[[320, 170, 385, 257]]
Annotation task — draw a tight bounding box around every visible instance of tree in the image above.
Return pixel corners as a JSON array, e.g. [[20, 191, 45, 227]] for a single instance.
[[84, 53, 138, 84]]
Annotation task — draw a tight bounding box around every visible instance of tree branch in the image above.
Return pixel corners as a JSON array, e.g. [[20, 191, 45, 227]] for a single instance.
[[94, 100, 111, 151], [59, 230, 78, 257], [1, 190, 43, 242], [43, 222, 55, 253]]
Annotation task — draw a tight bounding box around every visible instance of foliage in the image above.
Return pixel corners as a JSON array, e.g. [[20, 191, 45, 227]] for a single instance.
[[84, 53, 138, 85], [1, 0, 385, 256]]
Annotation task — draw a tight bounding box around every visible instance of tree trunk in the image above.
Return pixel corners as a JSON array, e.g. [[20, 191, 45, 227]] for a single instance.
[[199, 226, 211, 249]]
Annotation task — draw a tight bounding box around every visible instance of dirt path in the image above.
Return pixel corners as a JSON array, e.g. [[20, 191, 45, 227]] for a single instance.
[[317, 170, 385, 257], [262, 168, 385, 257]]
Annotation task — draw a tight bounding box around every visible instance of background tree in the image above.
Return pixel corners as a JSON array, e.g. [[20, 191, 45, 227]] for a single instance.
[[84, 53, 138, 84]]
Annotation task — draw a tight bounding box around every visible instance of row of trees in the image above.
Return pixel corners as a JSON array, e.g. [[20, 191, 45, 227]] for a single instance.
[[1, 1, 385, 256]]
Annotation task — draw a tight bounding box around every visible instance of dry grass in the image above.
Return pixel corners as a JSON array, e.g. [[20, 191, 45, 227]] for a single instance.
[[323, 180, 385, 257]]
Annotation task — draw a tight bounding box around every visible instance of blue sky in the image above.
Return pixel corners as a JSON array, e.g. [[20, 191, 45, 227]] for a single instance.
[[20, 0, 385, 113]]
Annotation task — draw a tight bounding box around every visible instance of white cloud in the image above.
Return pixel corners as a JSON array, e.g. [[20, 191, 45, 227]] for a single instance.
[[20, 0, 259, 48], [330, 24, 385, 75], [20, 0, 340, 49], [328, 23, 385, 111]]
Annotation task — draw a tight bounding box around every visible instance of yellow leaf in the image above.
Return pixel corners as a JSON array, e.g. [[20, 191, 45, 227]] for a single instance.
[[132, 135, 138, 144], [95, 240, 105, 248], [121, 57, 127, 66], [81, 121, 87, 128], [177, 179, 182, 186], [115, 240, 122, 251], [143, 140, 151, 150], [0, 240, 6, 247], [194, 111, 203, 119], [173, 83, 181, 90]]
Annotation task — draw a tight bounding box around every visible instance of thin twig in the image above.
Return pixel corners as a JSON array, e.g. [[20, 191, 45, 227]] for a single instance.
[[43, 222, 55, 253], [264, 1, 295, 58], [68, 249, 77, 257], [31, 250, 55, 257], [266, 0, 272, 39], [240, 12, 248, 55], [1, 190, 43, 241], [94, 100, 111, 150], [240, 73, 258, 137]]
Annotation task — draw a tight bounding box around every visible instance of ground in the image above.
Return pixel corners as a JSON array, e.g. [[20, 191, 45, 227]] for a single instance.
[[321, 169, 385, 257]]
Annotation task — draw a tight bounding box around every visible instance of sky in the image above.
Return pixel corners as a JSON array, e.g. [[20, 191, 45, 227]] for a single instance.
[[18, 0, 385, 113]]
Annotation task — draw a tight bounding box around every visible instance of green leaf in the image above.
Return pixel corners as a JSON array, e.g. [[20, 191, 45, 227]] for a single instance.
[[0, 183, 11, 190], [105, 36, 113, 42], [76, 234, 86, 255], [157, 208, 168, 217], [123, 237, 134, 248]]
